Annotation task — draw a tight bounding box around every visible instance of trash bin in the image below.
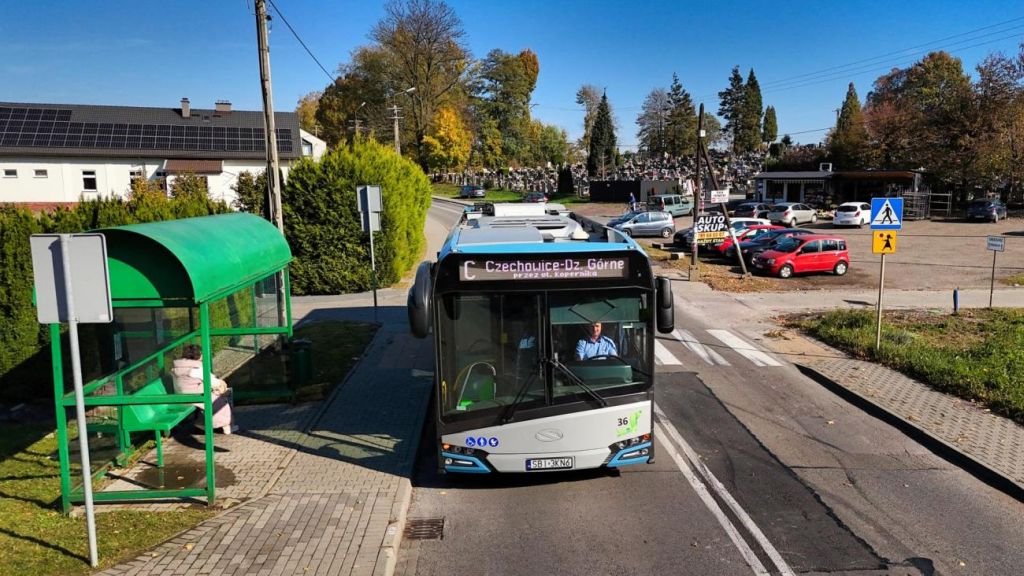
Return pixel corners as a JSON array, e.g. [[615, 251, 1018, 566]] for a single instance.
[[289, 338, 313, 387]]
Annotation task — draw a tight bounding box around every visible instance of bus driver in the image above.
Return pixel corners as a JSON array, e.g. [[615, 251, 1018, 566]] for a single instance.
[[576, 322, 618, 360]]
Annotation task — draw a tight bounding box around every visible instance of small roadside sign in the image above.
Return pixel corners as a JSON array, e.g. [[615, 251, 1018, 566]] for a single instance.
[[872, 231, 897, 254], [870, 198, 903, 230], [987, 236, 1005, 252], [707, 189, 729, 203], [695, 213, 728, 245]]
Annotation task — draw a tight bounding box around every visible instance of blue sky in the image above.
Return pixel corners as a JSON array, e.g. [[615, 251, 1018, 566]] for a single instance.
[[3, 1, 1022, 149]]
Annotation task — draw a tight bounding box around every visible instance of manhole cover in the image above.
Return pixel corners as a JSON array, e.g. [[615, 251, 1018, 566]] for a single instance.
[[404, 517, 444, 540]]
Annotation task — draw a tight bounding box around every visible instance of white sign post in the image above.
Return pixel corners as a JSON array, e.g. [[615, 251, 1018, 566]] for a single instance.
[[358, 186, 383, 321], [987, 236, 1005, 308], [30, 234, 112, 568]]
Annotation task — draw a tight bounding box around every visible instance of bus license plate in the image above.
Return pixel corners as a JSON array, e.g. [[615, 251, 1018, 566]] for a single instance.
[[525, 457, 574, 471]]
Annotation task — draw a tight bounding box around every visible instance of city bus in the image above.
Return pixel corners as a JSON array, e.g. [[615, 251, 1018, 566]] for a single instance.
[[408, 202, 674, 474]]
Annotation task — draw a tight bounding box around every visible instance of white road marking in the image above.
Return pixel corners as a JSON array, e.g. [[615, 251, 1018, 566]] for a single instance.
[[654, 340, 682, 365], [707, 330, 782, 367], [654, 403, 795, 576], [673, 329, 730, 366]]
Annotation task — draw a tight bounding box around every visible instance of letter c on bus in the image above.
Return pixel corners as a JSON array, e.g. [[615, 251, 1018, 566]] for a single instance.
[[463, 260, 476, 280]]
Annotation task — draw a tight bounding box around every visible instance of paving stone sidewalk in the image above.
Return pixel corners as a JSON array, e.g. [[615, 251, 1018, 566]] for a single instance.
[[97, 303, 433, 576], [783, 339, 1024, 495]]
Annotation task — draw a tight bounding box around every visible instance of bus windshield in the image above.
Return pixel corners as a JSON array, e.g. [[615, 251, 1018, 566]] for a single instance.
[[438, 290, 653, 423]]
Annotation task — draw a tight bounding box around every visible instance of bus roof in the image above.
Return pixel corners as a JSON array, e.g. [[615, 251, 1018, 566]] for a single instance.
[[438, 202, 642, 258]]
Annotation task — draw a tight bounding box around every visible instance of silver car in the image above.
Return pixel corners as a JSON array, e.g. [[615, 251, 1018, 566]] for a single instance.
[[767, 202, 817, 226], [613, 211, 675, 238]]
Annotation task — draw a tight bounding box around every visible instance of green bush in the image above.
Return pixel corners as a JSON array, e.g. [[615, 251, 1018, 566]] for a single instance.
[[284, 136, 431, 294], [0, 194, 230, 403]]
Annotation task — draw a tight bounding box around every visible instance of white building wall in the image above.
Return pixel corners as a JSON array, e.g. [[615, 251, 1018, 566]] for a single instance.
[[0, 157, 160, 203], [1, 156, 296, 208]]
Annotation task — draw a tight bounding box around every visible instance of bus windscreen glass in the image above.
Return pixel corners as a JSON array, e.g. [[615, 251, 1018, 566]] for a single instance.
[[438, 290, 652, 422]]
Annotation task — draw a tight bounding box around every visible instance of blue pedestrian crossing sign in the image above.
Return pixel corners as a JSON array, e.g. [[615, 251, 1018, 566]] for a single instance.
[[870, 198, 903, 230]]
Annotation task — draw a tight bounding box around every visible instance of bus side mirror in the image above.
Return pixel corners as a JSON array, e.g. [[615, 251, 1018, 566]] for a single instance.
[[656, 276, 674, 334], [408, 261, 432, 338]]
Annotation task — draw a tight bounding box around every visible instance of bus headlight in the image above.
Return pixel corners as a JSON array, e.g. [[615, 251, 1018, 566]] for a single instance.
[[607, 434, 652, 467]]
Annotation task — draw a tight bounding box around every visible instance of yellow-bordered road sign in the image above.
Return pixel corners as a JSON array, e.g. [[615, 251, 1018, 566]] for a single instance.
[[873, 231, 897, 254]]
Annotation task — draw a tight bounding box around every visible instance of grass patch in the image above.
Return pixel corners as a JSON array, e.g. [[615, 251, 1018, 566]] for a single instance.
[[783, 308, 1024, 423], [1003, 273, 1024, 286], [0, 423, 215, 576], [226, 320, 378, 404]]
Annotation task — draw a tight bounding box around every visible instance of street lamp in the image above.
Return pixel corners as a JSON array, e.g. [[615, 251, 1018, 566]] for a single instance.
[[351, 101, 366, 138], [391, 87, 416, 154]]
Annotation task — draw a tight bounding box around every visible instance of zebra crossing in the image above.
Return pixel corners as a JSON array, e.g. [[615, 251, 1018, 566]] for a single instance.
[[654, 328, 782, 368]]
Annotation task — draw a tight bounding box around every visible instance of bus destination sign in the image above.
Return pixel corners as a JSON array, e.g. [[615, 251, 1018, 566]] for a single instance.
[[460, 257, 630, 281]]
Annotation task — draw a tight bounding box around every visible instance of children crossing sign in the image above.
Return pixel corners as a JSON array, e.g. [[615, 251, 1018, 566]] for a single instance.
[[870, 198, 903, 230]]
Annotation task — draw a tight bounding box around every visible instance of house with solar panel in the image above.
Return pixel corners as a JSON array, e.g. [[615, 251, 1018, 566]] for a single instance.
[[0, 99, 326, 211]]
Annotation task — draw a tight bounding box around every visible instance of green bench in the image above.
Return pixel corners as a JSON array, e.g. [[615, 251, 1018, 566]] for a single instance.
[[121, 379, 198, 467]]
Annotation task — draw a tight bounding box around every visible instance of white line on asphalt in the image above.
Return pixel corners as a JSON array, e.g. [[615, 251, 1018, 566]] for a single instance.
[[707, 330, 782, 367], [673, 329, 730, 366], [652, 420, 770, 575], [654, 403, 795, 576], [654, 340, 682, 365]]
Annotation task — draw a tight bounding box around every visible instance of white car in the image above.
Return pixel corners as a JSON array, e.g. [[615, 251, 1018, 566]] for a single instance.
[[832, 202, 872, 227], [767, 202, 817, 226]]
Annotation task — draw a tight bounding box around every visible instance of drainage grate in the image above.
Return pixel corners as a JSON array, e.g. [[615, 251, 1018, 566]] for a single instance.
[[404, 517, 445, 540]]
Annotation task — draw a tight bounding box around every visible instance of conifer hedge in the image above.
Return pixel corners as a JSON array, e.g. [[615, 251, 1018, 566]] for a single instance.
[[284, 136, 431, 294], [0, 193, 230, 403]]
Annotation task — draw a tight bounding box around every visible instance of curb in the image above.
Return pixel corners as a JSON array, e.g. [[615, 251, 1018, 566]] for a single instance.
[[375, 478, 413, 576], [795, 362, 1024, 503]]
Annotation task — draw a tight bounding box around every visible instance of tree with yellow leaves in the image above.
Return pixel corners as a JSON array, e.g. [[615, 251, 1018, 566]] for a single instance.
[[423, 106, 471, 173]]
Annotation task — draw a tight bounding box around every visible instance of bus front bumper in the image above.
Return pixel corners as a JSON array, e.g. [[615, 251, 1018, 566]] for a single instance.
[[442, 440, 652, 474]]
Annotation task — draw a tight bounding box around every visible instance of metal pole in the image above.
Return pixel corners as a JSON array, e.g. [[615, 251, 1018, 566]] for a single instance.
[[255, 0, 288, 334], [369, 229, 378, 323], [700, 139, 748, 276], [875, 253, 886, 350], [60, 235, 98, 567], [990, 250, 997, 308], [392, 104, 401, 154], [690, 104, 703, 280]]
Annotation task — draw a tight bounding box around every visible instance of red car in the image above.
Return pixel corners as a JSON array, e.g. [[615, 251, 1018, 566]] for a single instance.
[[710, 224, 783, 256], [751, 234, 849, 278]]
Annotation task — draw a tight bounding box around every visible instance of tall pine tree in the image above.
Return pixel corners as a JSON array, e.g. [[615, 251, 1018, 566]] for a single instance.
[[738, 69, 763, 153], [666, 73, 697, 157], [718, 66, 745, 152], [762, 105, 778, 143], [587, 92, 617, 177], [828, 82, 871, 169]]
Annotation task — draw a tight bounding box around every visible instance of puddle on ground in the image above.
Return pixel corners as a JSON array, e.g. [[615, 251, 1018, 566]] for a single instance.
[[132, 461, 236, 489]]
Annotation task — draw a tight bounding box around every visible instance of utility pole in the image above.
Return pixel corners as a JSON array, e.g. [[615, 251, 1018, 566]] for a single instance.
[[255, 0, 282, 233], [392, 104, 402, 154], [690, 104, 703, 281], [255, 0, 287, 331]]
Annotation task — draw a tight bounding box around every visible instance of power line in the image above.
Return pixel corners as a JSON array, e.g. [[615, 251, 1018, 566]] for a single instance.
[[266, 0, 335, 83], [759, 16, 1024, 89]]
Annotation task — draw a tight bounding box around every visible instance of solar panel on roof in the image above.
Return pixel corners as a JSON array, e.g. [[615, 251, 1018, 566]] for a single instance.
[[0, 106, 295, 154]]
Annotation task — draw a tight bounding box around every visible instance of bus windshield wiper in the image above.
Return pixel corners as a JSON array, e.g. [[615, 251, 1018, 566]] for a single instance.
[[547, 358, 608, 407], [501, 369, 539, 424]]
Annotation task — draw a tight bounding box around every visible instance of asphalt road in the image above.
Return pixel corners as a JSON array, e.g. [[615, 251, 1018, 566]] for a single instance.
[[397, 200, 1024, 575]]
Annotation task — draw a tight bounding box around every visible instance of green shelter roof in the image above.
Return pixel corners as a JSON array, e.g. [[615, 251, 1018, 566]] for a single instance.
[[98, 213, 291, 305]]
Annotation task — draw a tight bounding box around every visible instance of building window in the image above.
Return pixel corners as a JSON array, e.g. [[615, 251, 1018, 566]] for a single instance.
[[130, 170, 144, 181], [302, 141, 313, 156], [2, 169, 16, 178], [34, 169, 48, 178], [82, 170, 97, 192]]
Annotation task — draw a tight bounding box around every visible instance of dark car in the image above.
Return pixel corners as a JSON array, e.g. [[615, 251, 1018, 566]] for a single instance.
[[730, 228, 815, 263], [733, 202, 772, 219], [967, 199, 1007, 222], [459, 185, 485, 199], [523, 191, 547, 203]]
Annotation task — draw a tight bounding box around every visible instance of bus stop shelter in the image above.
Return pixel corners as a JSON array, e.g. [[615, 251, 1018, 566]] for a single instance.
[[49, 213, 293, 513]]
